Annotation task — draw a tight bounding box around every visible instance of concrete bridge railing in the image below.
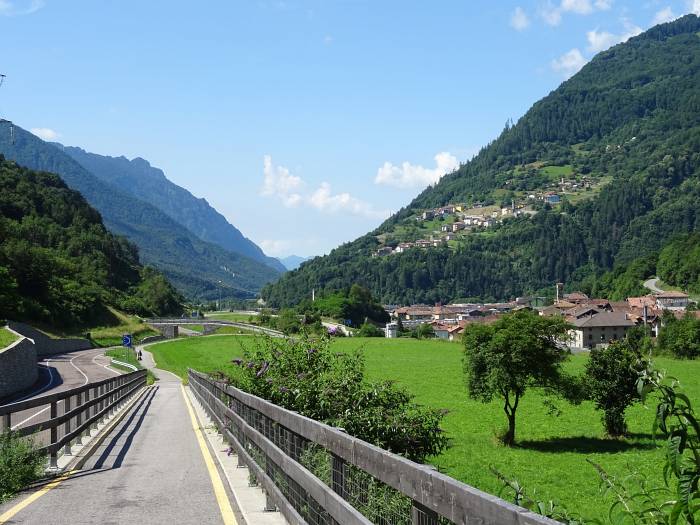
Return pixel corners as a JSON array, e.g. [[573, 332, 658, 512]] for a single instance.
[[188, 369, 560, 525], [146, 318, 285, 338]]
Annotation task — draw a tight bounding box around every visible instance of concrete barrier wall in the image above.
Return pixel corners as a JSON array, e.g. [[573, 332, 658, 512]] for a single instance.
[[7, 321, 92, 357], [0, 337, 38, 399]]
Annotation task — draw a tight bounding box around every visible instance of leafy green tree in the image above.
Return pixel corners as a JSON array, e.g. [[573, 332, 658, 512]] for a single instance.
[[657, 312, 700, 359], [463, 311, 572, 446], [357, 321, 383, 337], [585, 340, 647, 436], [276, 308, 301, 334]]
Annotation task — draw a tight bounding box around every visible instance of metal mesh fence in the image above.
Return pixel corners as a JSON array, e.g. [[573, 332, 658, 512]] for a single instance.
[[193, 374, 447, 525]]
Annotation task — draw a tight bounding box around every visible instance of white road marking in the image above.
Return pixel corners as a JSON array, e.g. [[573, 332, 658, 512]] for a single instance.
[[11, 359, 55, 402], [9, 350, 101, 430], [92, 353, 120, 375]]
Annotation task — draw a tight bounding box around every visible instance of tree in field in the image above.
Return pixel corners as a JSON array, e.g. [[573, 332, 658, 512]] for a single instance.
[[585, 340, 646, 436], [463, 311, 572, 446]]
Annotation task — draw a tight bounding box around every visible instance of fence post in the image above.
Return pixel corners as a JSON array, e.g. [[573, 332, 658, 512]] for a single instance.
[[331, 454, 347, 500], [63, 395, 72, 456], [49, 401, 58, 469], [412, 501, 439, 525], [75, 391, 83, 445], [91, 386, 98, 431], [1, 413, 10, 433]]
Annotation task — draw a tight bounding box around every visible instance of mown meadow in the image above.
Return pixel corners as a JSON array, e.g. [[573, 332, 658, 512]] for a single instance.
[[147, 334, 700, 521]]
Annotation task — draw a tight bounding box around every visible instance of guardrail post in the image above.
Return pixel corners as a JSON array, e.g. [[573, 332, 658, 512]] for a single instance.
[[91, 386, 98, 432], [412, 501, 439, 525], [75, 391, 83, 445], [1, 413, 10, 433], [63, 395, 72, 456], [49, 401, 58, 469]]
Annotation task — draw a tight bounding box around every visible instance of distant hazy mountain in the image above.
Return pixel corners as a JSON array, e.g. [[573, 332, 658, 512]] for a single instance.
[[0, 126, 280, 300], [280, 255, 312, 271], [58, 146, 286, 274]]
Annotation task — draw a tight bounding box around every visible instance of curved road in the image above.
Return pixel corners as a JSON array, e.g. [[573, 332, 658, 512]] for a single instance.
[[643, 277, 664, 294], [5, 348, 121, 432]]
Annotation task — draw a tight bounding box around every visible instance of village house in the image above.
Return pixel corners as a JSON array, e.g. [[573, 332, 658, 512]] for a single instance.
[[422, 210, 435, 220], [451, 222, 465, 232], [394, 242, 414, 253], [372, 246, 394, 257], [544, 193, 561, 205], [655, 291, 690, 311], [440, 224, 451, 232], [569, 311, 636, 349]]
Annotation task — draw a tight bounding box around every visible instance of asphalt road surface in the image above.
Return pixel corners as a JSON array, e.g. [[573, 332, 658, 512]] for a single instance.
[[5, 348, 121, 434], [643, 277, 664, 294]]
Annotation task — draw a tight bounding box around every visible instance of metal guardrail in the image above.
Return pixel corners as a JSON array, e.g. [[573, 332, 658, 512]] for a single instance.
[[0, 370, 147, 468], [188, 369, 560, 525]]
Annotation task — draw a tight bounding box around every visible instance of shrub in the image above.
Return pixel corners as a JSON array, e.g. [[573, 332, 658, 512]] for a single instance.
[[229, 332, 448, 462], [657, 312, 700, 359], [0, 431, 45, 502], [357, 322, 383, 337]]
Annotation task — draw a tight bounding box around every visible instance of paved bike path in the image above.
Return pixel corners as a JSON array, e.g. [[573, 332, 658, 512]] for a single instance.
[[0, 368, 232, 524]]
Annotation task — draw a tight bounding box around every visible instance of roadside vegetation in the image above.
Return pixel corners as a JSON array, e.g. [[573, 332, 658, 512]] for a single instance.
[[0, 326, 19, 349], [104, 347, 156, 385], [0, 431, 45, 503], [39, 308, 159, 348]]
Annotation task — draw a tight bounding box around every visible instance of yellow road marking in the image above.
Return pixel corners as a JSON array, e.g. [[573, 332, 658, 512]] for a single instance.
[[181, 385, 238, 525], [0, 470, 75, 524]]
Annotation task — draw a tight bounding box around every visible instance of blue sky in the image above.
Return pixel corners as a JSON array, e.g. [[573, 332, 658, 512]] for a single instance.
[[1, 0, 698, 258]]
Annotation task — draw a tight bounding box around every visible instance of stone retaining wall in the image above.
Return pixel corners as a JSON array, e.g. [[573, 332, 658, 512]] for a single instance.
[[0, 337, 38, 399]]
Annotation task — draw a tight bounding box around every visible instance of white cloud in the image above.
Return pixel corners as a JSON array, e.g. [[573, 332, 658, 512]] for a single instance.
[[691, 0, 700, 16], [259, 239, 292, 256], [30, 127, 60, 141], [260, 156, 387, 218], [261, 155, 303, 207], [510, 7, 530, 30], [375, 152, 459, 189], [540, 0, 611, 26], [309, 182, 388, 218], [551, 48, 588, 77], [586, 21, 642, 53], [0, 0, 44, 16], [652, 6, 676, 25]]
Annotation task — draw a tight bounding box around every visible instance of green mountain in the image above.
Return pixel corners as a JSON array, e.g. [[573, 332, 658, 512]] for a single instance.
[[0, 156, 183, 327], [263, 15, 700, 307], [0, 127, 280, 301], [58, 146, 286, 274]]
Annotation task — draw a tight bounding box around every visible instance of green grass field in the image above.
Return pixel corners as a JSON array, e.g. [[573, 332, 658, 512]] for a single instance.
[[206, 312, 257, 323], [0, 326, 19, 349], [147, 335, 700, 520]]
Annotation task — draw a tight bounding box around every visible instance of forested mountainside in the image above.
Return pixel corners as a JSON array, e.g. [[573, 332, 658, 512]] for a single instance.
[[0, 127, 280, 301], [263, 15, 700, 307], [59, 146, 286, 273], [0, 157, 182, 326]]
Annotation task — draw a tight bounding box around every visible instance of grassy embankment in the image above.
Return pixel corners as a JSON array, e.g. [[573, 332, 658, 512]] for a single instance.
[[36, 307, 158, 347], [147, 335, 700, 521], [0, 327, 19, 349], [105, 346, 157, 385]]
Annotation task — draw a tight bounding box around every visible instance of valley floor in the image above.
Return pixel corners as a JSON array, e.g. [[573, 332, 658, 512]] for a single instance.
[[146, 334, 699, 522]]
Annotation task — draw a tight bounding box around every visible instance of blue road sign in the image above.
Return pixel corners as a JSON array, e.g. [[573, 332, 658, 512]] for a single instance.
[[122, 334, 132, 347]]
